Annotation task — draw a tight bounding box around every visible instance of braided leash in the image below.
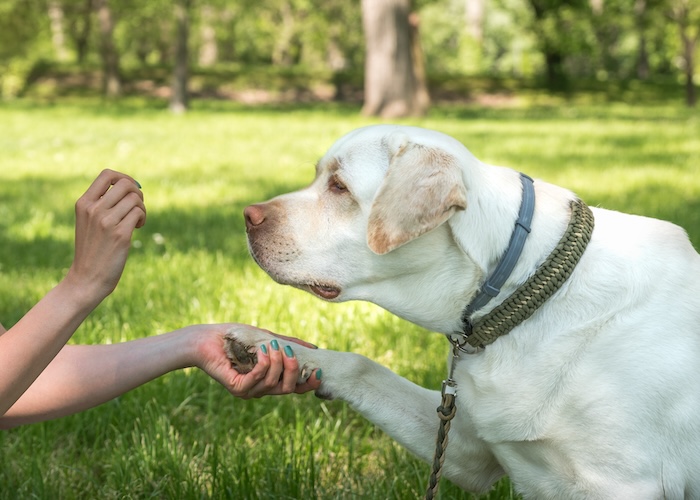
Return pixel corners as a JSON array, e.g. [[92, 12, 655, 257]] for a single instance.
[[424, 199, 595, 498], [425, 374, 457, 500]]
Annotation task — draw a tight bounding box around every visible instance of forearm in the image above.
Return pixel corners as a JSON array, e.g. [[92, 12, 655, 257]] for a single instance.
[[0, 329, 195, 429], [0, 278, 103, 418]]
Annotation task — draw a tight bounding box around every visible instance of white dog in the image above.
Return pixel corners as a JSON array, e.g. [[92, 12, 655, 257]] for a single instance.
[[225, 125, 700, 499]]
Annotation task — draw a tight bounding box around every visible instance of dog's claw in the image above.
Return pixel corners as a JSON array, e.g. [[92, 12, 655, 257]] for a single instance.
[[299, 365, 313, 383]]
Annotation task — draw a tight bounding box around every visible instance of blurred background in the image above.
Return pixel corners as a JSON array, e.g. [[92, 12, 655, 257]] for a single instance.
[[0, 0, 697, 112]]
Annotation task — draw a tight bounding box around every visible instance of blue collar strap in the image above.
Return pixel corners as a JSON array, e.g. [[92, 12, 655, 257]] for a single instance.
[[461, 173, 535, 319]]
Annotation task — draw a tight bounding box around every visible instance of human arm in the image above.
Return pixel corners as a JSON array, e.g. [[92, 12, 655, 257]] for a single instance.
[[0, 323, 321, 429], [0, 169, 146, 418]]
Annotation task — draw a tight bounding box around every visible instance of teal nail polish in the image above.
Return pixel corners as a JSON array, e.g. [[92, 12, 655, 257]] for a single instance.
[[270, 339, 279, 351], [135, 180, 142, 189], [260, 344, 268, 355], [284, 345, 294, 358], [315, 369, 322, 380]]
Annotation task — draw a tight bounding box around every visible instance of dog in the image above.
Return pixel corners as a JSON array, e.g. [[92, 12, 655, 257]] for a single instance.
[[224, 125, 700, 499]]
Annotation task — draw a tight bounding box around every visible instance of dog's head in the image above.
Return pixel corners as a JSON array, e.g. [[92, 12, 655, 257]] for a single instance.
[[244, 125, 479, 321]]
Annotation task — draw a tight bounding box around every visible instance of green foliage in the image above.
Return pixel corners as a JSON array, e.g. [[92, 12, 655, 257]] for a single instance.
[[1, 0, 697, 101], [0, 1, 53, 98], [0, 96, 698, 497], [0, 0, 46, 60]]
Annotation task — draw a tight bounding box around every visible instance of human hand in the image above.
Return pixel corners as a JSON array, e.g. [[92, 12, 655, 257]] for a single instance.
[[66, 169, 146, 303], [189, 324, 322, 399]]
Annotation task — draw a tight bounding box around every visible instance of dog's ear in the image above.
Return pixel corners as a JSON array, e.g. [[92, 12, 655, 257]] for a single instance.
[[367, 135, 467, 255]]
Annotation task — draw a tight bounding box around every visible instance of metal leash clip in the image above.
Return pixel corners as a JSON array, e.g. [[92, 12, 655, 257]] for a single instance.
[[448, 330, 472, 354]]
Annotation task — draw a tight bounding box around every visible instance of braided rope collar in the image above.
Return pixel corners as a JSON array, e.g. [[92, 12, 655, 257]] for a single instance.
[[455, 195, 595, 350]]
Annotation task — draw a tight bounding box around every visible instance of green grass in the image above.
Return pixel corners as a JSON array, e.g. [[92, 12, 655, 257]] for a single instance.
[[0, 96, 698, 499]]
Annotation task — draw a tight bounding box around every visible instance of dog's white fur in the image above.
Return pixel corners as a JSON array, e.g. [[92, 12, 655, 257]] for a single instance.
[[232, 125, 700, 499]]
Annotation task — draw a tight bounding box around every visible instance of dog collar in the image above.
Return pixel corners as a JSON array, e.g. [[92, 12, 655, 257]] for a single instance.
[[454, 181, 595, 350], [462, 173, 536, 318]]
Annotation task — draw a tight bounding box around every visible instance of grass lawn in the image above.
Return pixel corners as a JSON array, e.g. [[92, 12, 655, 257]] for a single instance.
[[0, 96, 698, 499]]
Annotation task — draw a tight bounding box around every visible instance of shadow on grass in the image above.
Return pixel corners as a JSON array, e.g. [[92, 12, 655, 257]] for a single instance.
[[0, 95, 365, 118]]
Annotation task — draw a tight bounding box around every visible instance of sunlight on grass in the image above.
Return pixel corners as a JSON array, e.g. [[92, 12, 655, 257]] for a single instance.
[[0, 98, 698, 499]]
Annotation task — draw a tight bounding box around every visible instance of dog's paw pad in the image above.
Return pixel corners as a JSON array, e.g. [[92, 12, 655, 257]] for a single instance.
[[223, 332, 257, 374]]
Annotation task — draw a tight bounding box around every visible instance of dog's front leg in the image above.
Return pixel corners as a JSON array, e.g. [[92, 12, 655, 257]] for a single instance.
[[224, 325, 502, 493], [224, 326, 440, 457]]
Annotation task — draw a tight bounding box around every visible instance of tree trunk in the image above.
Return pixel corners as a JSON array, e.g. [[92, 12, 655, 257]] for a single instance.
[[199, 4, 218, 67], [634, 0, 650, 80], [544, 51, 567, 90], [170, 0, 190, 113], [272, 0, 297, 67], [465, 0, 485, 42], [526, 0, 570, 91], [95, 0, 121, 97], [69, 0, 93, 65], [668, 0, 698, 107], [636, 35, 650, 80], [48, 1, 69, 62], [681, 32, 697, 107], [361, 0, 430, 118], [409, 12, 430, 114]]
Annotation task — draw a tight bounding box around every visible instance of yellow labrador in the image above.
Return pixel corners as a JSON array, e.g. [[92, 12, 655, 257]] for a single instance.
[[226, 125, 700, 499]]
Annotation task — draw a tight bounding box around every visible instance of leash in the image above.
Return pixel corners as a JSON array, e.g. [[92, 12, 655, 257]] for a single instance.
[[424, 344, 460, 500]]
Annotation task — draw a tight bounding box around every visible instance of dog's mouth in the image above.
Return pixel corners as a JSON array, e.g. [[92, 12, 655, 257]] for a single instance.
[[305, 283, 341, 300], [248, 245, 342, 300], [260, 264, 342, 301]]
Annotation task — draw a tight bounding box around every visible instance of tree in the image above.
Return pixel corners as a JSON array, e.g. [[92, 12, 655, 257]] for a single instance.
[[634, 0, 651, 79], [272, 0, 301, 66], [589, 0, 626, 79], [66, 0, 94, 65], [170, 0, 190, 113], [524, 0, 591, 89], [667, 0, 699, 106], [198, 4, 217, 66], [95, 0, 121, 97], [48, 1, 69, 62], [465, 0, 486, 42], [361, 0, 430, 118]]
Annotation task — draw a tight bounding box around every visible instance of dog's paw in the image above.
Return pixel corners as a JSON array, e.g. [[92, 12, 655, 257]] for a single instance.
[[223, 327, 259, 374], [223, 325, 318, 386]]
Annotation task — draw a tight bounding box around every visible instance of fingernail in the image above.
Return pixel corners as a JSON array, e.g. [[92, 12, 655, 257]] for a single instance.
[[260, 344, 268, 355], [315, 369, 322, 380], [135, 180, 142, 189], [284, 345, 294, 358], [270, 339, 279, 351]]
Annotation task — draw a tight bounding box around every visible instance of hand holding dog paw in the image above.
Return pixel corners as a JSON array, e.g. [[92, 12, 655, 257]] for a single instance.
[[191, 324, 321, 399]]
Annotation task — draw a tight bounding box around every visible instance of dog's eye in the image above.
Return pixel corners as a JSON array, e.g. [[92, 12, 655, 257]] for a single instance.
[[329, 177, 348, 194]]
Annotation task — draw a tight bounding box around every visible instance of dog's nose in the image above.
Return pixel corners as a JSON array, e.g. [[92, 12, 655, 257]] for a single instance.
[[244, 204, 266, 230]]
